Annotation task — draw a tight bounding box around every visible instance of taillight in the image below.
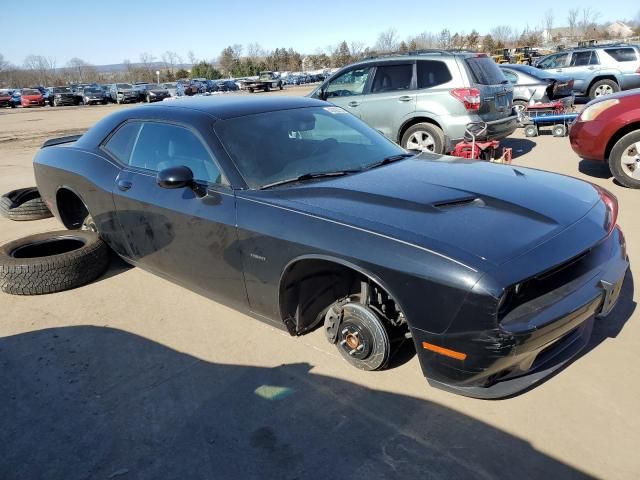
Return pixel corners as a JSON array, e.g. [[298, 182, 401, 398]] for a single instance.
[[451, 88, 481, 111], [595, 185, 618, 234]]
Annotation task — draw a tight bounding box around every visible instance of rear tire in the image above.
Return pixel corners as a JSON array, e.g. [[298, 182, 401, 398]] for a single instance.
[[589, 79, 619, 100], [609, 130, 640, 189], [552, 124, 567, 137], [0, 230, 110, 295], [0, 187, 53, 221], [401, 122, 445, 154]]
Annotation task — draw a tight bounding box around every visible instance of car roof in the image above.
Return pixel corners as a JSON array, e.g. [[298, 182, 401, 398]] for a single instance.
[[143, 96, 327, 120]]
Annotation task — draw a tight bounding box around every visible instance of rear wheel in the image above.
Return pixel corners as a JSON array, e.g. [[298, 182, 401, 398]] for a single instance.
[[589, 79, 619, 100], [401, 123, 445, 154], [552, 124, 567, 137], [609, 130, 640, 189]]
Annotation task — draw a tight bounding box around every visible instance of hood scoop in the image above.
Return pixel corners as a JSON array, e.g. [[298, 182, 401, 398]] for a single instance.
[[433, 196, 484, 209]]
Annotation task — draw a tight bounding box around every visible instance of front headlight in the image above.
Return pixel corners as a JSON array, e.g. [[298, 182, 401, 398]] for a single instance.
[[580, 98, 620, 122], [150, 92, 156, 96]]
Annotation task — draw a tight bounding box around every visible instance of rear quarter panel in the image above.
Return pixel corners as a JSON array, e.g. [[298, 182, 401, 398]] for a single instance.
[[34, 144, 130, 257]]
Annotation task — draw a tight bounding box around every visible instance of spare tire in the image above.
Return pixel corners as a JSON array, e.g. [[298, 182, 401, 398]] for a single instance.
[[0, 187, 53, 221], [0, 230, 110, 295]]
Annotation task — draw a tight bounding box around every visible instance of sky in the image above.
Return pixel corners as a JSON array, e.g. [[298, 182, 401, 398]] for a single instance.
[[1, 0, 638, 66]]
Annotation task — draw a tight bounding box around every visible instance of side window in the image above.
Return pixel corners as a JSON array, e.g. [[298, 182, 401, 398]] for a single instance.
[[539, 53, 568, 69], [417, 60, 452, 88], [571, 51, 598, 66], [604, 48, 638, 62], [370, 64, 413, 93], [502, 70, 518, 83], [325, 67, 372, 97], [129, 122, 223, 184], [103, 122, 141, 164]]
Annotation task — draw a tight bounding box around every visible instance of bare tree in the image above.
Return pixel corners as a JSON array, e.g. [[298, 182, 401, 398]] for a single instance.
[[139, 52, 156, 81], [23, 55, 57, 85], [246, 42, 264, 61], [0, 53, 8, 73], [187, 50, 197, 66], [490, 25, 514, 46], [161, 51, 180, 75], [437, 29, 452, 49], [568, 8, 579, 39], [543, 9, 554, 43], [413, 32, 437, 49], [375, 28, 399, 52], [579, 8, 598, 37], [65, 58, 97, 83], [349, 41, 366, 59]]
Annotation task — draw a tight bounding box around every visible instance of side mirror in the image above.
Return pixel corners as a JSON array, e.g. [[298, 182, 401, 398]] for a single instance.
[[156, 165, 194, 189]]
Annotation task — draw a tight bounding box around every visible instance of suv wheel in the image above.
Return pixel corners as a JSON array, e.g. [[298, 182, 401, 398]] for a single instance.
[[401, 123, 445, 154], [609, 130, 640, 189], [589, 79, 619, 100]]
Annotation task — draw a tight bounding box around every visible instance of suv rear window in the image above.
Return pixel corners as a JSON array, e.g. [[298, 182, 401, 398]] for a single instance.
[[464, 57, 505, 85], [604, 48, 638, 62], [417, 60, 452, 88]]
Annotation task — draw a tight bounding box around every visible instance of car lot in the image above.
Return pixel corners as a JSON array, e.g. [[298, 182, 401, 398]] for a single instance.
[[0, 89, 638, 479]]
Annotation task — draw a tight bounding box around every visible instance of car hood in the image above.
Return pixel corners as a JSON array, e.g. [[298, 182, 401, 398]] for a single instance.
[[256, 155, 601, 269]]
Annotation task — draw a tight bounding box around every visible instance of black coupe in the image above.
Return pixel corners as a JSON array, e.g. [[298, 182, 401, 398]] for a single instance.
[[33, 97, 628, 398]]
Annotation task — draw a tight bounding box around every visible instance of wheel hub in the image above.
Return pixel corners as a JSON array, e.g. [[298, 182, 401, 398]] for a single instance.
[[338, 321, 372, 360]]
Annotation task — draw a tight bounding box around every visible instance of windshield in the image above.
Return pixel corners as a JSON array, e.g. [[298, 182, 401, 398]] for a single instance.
[[53, 87, 71, 93], [116, 83, 132, 89], [84, 88, 101, 94], [23, 89, 40, 95], [145, 84, 162, 89], [215, 106, 405, 189]]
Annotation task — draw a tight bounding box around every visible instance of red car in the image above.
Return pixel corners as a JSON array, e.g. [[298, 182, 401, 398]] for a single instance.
[[0, 90, 12, 108], [20, 88, 45, 107], [570, 89, 640, 188]]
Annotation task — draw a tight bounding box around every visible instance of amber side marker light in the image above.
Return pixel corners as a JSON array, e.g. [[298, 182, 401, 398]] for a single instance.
[[422, 342, 467, 360]]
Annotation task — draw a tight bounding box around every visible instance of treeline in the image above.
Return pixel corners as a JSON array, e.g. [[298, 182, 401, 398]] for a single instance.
[[1, 8, 638, 87]]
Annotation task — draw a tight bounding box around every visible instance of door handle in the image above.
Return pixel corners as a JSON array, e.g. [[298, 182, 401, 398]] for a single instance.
[[348, 101, 360, 107], [398, 96, 412, 102], [117, 180, 132, 191]]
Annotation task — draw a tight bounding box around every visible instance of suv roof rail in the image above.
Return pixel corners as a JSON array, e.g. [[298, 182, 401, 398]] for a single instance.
[[360, 48, 476, 61], [561, 42, 634, 51]]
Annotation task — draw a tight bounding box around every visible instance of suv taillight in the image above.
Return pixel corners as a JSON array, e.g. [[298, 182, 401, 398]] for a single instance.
[[451, 88, 481, 111]]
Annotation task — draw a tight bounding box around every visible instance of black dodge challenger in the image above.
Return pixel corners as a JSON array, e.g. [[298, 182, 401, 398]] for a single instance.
[[32, 96, 628, 398]]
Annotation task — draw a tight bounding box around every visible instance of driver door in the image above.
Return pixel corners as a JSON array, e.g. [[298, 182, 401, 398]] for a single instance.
[[105, 119, 246, 306], [323, 66, 373, 118]]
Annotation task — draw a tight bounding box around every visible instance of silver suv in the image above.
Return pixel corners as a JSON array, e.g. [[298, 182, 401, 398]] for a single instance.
[[309, 51, 517, 154], [535, 44, 640, 100]]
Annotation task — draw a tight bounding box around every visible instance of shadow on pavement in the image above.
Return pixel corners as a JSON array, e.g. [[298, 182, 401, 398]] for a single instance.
[[0, 326, 593, 480], [501, 137, 536, 159], [578, 159, 612, 179]]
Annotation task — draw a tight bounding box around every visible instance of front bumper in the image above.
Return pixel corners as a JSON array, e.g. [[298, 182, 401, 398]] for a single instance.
[[569, 119, 609, 161], [414, 226, 628, 399]]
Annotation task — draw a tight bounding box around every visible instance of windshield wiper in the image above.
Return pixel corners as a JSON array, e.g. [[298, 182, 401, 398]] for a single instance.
[[260, 170, 360, 190], [364, 153, 416, 171]]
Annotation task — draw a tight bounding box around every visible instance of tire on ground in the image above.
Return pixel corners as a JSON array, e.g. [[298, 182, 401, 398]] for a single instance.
[[0, 230, 110, 295], [588, 79, 619, 100], [0, 187, 53, 221], [609, 130, 640, 189], [400, 122, 445, 154]]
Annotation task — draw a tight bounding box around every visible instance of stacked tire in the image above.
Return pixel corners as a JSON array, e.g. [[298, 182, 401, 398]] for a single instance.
[[0, 187, 53, 221]]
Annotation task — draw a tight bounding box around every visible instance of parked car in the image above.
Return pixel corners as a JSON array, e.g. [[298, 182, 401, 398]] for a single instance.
[[162, 82, 178, 97], [0, 89, 11, 108], [20, 89, 45, 107], [109, 83, 139, 104], [570, 89, 640, 188], [241, 71, 284, 93], [310, 51, 517, 154], [78, 86, 107, 105], [51, 86, 79, 106], [176, 80, 198, 96], [535, 45, 640, 100], [215, 80, 239, 92], [500, 64, 574, 112], [33, 96, 627, 398], [9, 89, 21, 107], [139, 83, 171, 102]]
